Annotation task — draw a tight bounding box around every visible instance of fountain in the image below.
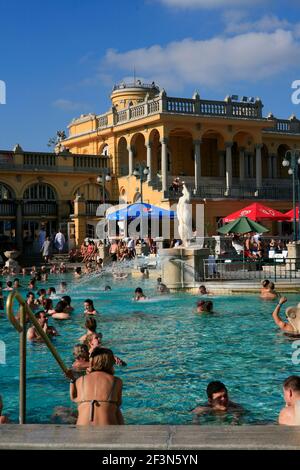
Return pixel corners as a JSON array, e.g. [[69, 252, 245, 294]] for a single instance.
[[4, 250, 21, 274], [159, 184, 209, 290]]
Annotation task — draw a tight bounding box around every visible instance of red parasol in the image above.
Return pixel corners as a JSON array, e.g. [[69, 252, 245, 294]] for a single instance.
[[223, 202, 290, 223], [284, 207, 299, 221]]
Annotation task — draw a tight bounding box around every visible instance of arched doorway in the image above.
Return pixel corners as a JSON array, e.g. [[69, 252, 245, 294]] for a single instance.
[[22, 182, 58, 252], [117, 137, 129, 176]]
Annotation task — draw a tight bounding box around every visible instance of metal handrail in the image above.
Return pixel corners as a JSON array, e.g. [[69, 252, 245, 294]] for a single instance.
[[6, 291, 69, 423]]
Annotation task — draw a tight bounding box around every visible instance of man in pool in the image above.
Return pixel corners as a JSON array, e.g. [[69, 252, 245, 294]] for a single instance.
[[192, 381, 242, 415], [27, 311, 58, 341], [272, 296, 300, 337], [279, 376, 300, 425], [157, 277, 169, 294], [196, 300, 213, 313]]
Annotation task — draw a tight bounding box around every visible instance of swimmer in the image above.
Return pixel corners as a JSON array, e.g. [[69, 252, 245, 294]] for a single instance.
[[84, 299, 98, 316], [104, 285, 112, 291], [156, 277, 169, 294], [72, 343, 90, 370], [36, 288, 47, 306], [52, 300, 70, 320], [192, 381, 243, 416], [26, 292, 37, 312], [59, 281, 67, 294], [42, 298, 56, 316], [86, 333, 126, 367], [140, 267, 149, 279], [27, 311, 58, 341], [28, 278, 37, 290], [196, 300, 213, 313], [279, 376, 300, 426], [70, 347, 124, 425], [0, 395, 9, 424], [272, 297, 300, 337], [47, 287, 57, 298], [80, 317, 98, 343], [13, 278, 21, 289], [198, 285, 211, 296], [4, 281, 13, 291], [260, 279, 278, 300], [61, 295, 74, 313], [133, 287, 147, 301], [74, 267, 82, 278]]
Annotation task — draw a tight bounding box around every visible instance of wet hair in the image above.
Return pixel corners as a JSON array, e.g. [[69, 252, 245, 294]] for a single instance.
[[48, 287, 56, 294], [84, 299, 95, 310], [207, 381, 227, 400], [13, 278, 20, 283], [61, 295, 72, 306], [157, 277, 162, 283], [261, 279, 270, 288], [197, 300, 206, 308], [199, 285, 206, 291], [135, 287, 144, 294], [269, 282, 275, 290], [73, 343, 89, 361], [205, 301, 213, 312], [140, 268, 145, 273], [104, 285, 111, 291], [29, 279, 36, 285], [90, 347, 115, 375], [60, 282, 67, 287], [6, 281, 12, 287], [35, 311, 46, 319], [26, 291, 35, 299], [283, 376, 300, 392], [75, 267, 81, 274], [55, 300, 67, 313], [37, 289, 46, 296], [85, 316, 97, 332]]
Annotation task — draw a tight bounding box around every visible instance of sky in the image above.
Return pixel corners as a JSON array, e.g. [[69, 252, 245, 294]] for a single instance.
[[1, 0, 300, 151]]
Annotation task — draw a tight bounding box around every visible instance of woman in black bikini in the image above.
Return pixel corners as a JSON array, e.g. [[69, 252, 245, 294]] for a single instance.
[[70, 348, 124, 425]]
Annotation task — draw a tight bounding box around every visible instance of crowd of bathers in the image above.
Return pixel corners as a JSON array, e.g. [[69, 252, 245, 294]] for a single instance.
[[1, 266, 300, 426]]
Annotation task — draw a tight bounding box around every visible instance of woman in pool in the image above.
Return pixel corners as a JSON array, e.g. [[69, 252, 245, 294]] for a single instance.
[[260, 279, 278, 300], [84, 299, 98, 316], [133, 287, 148, 301], [72, 344, 90, 370], [70, 347, 124, 426], [197, 300, 213, 313], [80, 317, 98, 343]]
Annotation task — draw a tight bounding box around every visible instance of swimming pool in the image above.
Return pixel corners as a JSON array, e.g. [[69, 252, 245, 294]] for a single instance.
[[0, 273, 299, 425]]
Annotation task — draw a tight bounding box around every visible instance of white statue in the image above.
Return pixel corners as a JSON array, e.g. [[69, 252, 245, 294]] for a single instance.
[[177, 183, 193, 247]]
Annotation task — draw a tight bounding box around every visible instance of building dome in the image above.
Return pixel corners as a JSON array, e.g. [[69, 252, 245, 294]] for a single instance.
[[110, 80, 160, 110]]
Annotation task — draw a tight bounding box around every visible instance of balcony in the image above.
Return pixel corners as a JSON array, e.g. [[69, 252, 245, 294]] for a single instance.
[[22, 201, 57, 217]]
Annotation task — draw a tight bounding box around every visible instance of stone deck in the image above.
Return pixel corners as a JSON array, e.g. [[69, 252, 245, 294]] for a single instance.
[[0, 425, 300, 450]]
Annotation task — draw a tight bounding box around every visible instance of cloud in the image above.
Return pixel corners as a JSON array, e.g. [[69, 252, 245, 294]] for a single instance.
[[224, 13, 293, 34], [157, 0, 262, 9], [52, 99, 89, 111], [103, 29, 300, 92]]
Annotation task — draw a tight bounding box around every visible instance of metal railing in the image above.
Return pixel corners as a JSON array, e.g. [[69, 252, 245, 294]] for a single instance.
[[22, 201, 57, 216], [0, 201, 15, 216], [6, 291, 68, 423], [203, 257, 300, 281]]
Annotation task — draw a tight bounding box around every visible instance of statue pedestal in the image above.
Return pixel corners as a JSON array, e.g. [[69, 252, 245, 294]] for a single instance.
[[287, 242, 300, 270], [160, 247, 210, 289]]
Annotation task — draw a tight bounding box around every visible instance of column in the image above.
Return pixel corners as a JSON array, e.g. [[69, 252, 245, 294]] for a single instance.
[[128, 146, 134, 176], [194, 139, 201, 192], [239, 147, 245, 181], [255, 144, 263, 190], [161, 137, 168, 193], [269, 153, 277, 178], [225, 142, 233, 192], [16, 200, 23, 251], [146, 141, 152, 182]]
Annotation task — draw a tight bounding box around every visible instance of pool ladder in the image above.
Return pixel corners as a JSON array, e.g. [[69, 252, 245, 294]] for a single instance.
[[6, 291, 69, 424]]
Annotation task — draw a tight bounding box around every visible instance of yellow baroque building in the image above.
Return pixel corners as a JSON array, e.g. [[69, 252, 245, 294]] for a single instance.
[[62, 81, 300, 236], [1, 80, 300, 252]]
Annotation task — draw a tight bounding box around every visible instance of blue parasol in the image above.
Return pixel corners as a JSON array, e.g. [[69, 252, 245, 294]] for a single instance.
[[106, 203, 177, 221]]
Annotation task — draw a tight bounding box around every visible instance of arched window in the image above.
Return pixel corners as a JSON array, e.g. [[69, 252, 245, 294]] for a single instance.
[[23, 183, 56, 200], [0, 183, 14, 200]]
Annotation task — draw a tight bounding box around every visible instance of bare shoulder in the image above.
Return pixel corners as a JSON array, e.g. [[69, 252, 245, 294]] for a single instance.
[[191, 405, 210, 415], [279, 406, 294, 425]]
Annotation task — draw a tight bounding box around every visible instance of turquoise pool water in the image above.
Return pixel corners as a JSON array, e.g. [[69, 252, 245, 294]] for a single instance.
[[0, 273, 299, 425]]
